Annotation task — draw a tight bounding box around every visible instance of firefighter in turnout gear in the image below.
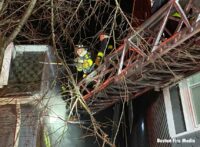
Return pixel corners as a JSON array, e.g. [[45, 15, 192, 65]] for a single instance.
[[75, 33, 113, 78], [95, 33, 113, 66], [74, 45, 93, 78]]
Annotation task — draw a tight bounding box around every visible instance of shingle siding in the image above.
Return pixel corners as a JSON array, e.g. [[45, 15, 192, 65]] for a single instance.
[[147, 93, 172, 147]]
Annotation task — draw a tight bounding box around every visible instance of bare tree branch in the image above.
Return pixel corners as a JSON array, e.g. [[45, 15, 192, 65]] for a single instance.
[[2, 0, 37, 50], [0, 0, 5, 13], [0, 0, 37, 68], [0, 0, 4, 12]]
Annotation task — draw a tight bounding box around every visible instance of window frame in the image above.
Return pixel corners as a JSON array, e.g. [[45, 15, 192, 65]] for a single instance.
[[187, 78, 200, 127], [0, 45, 55, 104], [163, 73, 200, 138], [0, 43, 14, 88]]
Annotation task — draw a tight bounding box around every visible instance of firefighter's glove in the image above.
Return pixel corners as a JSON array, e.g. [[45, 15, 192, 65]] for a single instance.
[[83, 73, 87, 78]]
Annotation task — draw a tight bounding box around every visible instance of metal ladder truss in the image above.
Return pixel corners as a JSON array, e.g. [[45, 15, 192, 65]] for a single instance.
[[78, 0, 200, 114]]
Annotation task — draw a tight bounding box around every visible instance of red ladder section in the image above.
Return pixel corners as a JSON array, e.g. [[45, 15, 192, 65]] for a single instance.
[[78, 0, 200, 114]]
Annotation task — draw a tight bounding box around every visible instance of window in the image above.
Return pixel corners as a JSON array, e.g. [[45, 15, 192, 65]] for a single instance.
[[0, 45, 55, 97], [163, 72, 200, 138], [169, 85, 186, 134], [187, 73, 200, 126]]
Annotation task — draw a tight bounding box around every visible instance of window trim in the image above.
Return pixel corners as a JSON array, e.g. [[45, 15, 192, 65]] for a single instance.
[[179, 80, 196, 130], [187, 81, 200, 127], [0, 43, 14, 88], [163, 88, 176, 137]]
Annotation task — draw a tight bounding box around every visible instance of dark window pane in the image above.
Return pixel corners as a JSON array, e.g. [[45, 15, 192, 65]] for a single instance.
[[169, 85, 186, 134]]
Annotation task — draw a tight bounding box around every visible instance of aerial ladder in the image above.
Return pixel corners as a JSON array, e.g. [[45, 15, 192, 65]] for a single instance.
[[78, 0, 200, 114]]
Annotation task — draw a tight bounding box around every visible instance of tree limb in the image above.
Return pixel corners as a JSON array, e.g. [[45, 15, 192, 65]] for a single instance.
[[3, 0, 37, 48], [0, 0, 37, 68], [0, 0, 5, 13]]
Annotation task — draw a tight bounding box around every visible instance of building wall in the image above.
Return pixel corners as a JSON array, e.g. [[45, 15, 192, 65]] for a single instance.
[[0, 105, 17, 147], [147, 88, 200, 147], [18, 104, 39, 147], [132, 0, 151, 26], [147, 91, 200, 147], [146, 93, 172, 147]]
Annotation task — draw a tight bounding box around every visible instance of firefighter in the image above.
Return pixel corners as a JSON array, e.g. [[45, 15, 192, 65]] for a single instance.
[[74, 45, 94, 78], [74, 33, 113, 78], [95, 33, 113, 66]]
